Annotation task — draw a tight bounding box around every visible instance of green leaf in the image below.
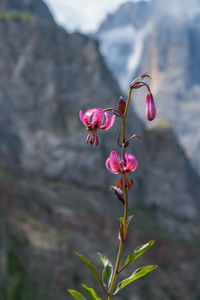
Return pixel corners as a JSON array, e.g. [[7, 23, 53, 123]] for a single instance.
[[114, 265, 157, 294], [121, 240, 155, 271], [82, 284, 102, 300], [68, 289, 87, 300], [119, 216, 134, 242], [119, 217, 126, 242], [119, 217, 125, 229], [126, 215, 134, 227], [75, 252, 104, 291], [97, 253, 113, 287]]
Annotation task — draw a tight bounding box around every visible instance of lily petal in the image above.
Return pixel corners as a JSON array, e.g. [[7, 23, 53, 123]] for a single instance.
[[100, 112, 115, 130], [83, 109, 96, 126], [105, 157, 116, 174], [124, 153, 138, 172], [109, 151, 121, 174], [79, 110, 84, 124], [91, 108, 104, 128]]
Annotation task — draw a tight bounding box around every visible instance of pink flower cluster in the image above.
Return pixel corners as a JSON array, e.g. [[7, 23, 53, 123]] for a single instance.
[[79, 108, 115, 146], [79, 75, 156, 193]]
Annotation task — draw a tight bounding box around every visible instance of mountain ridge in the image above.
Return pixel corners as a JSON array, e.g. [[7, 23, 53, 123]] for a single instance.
[[0, 0, 54, 22]]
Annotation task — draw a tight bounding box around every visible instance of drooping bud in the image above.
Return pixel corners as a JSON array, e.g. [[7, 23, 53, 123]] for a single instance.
[[145, 93, 156, 121], [117, 97, 126, 115]]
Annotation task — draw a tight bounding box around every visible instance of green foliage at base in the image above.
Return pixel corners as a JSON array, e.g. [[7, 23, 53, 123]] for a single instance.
[[0, 231, 35, 300]]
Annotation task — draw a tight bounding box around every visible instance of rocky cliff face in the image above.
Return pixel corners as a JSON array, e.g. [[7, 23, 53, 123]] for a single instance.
[[136, 12, 200, 178], [96, 1, 153, 91], [0, 1, 200, 300], [0, 9, 125, 187], [98, 1, 152, 32]]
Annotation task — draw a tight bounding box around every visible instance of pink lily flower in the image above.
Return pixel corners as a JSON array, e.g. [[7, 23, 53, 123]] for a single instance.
[[105, 151, 138, 174], [145, 93, 156, 121], [79, 108, 115, 146]]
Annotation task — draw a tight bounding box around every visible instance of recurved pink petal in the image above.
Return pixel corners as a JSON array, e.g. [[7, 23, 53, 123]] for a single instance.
[[109, 151, 121, 174], [100, 112, 115, 130], [79, 110, 84, 124], [105, 157, 115, 174], [83, 109, 96, 126], [91, 108, 104, 128], [110, 115, 116, 128], [124, 153, 138, 173]]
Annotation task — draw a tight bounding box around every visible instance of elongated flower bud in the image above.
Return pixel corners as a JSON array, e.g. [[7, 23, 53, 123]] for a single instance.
[[145, 93, 156, 121], [117, 97, 126, 115]]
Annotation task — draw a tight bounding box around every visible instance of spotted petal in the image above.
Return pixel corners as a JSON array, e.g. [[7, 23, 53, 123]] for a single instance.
[[100, 112, 115, 130], [109, 151, 122, 174], [105, 157, 115, 173], [82, 109, 96, 126], [91, 108, 104, 128], [124, 153, 138, 173]]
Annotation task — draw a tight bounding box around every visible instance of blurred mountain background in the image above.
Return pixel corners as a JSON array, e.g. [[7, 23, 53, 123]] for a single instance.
[[0, 0, 199, 300]]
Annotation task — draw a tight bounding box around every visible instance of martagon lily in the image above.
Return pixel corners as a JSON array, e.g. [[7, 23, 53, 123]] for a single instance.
[[105, 151, 138, 174], [69, 74, 157, 300], [79, 108, 115, 146], [106, 151, 138, 190]]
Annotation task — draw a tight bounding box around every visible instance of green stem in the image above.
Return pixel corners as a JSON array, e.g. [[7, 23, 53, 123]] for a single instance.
[[123, 87, 132, 118], [108, 89, 133, 299], [108, 177, 129, 300], [108, 241, 123, 300]]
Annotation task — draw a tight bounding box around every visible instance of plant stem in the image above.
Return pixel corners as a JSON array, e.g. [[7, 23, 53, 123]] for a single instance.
[[124, 87, 132, 118], [108, 241, 123, 300], [107, 90, 133, 299]]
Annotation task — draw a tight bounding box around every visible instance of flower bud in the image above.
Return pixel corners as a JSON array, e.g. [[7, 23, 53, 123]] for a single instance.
[[145, 93, 156, 121], [117, 97, 126, 115]]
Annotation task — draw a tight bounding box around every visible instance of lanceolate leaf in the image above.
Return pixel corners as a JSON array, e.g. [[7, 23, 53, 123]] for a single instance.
[[119, 217, 126, 242], [68, 289, 87, 300], [97, 253, 113, 287], [75, 252, 105, 292], [126, 215, 134, 227], [120, 240, 155, 271], [114, 265, 157, 295], [82, 284, 102, 300]]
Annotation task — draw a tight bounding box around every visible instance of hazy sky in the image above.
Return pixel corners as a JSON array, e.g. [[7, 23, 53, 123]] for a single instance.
[[44, 0, 149, 33]]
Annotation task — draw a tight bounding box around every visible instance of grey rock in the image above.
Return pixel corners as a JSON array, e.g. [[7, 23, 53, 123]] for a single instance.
[[0, 1, 200, 300]]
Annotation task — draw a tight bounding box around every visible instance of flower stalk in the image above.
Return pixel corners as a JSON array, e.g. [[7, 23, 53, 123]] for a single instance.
[[107, 86, 133, 300], [68, 74, 157, 300]]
